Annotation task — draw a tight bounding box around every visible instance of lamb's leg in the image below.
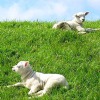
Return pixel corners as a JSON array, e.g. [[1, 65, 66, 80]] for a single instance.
[[78, 28, 100, 34], [58, 22, 71, 30], [28, 85, 41, 95], [7, 82, 24, 87], [53, 22, 71, 30], [78, 31, 87, 34], [86, 28, 100, 32], [76, 26, 86, 34], [35, 79, 62, 97]]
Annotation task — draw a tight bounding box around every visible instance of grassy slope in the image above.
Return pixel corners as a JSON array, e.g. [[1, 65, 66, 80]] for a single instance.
[[0, 21, 100, 100]]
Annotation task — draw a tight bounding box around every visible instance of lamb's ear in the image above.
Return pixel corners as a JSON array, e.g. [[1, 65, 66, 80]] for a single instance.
[[24, 61, 29, 67], [85, 12, 89, 15]]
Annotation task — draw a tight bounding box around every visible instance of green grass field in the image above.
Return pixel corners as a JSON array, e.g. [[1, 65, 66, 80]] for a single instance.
[[0, 21, 100, 100]]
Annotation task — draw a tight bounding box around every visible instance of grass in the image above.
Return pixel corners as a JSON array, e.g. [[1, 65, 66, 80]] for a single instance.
[[0, 21, 100, 100]]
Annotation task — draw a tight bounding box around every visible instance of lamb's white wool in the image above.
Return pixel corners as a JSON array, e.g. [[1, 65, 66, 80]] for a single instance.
[[7, 61, 68, 97], [53, 12, 100, 34]]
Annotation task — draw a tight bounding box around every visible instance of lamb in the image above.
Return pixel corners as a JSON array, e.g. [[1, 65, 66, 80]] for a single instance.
[[53, 12, 100, 34]]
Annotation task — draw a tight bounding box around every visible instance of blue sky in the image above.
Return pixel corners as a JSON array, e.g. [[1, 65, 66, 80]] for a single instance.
[[0, 0, 100, 21]]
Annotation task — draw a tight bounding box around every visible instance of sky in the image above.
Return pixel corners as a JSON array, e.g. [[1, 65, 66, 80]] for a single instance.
[[0, 0, 100, 21]]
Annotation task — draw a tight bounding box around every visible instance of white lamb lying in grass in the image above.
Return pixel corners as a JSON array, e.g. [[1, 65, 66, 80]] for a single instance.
[[7, 61, 68, 97], [53, 12, 100, 34]]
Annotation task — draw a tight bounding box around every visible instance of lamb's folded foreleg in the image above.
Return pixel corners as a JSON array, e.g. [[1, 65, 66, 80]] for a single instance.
[[7, 82, 24, 87], [76, 26, 100, 34], [85, 28, 100, 32]]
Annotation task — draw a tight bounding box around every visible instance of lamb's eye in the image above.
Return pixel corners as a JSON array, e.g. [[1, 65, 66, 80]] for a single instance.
[[78, 16, 80, 18], [17, 66, 21, 68]]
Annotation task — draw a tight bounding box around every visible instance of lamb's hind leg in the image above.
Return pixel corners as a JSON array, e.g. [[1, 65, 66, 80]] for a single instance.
[[28, 85, 40, 95], [36, 78, 68, 97], [53, 22, 71, 30], [35, 80, 58, 97], [59, 22, 71, 30]]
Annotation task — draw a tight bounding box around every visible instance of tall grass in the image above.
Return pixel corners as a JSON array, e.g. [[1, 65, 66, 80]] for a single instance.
[[0, 21, 100, 100]]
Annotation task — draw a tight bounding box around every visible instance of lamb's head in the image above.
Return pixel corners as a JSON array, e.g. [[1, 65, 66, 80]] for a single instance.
[[12, 61, 30, 74], [74, 12, 89, 24]]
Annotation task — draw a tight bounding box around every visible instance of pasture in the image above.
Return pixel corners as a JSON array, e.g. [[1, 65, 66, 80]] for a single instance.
[[0, 21, 100, 100]]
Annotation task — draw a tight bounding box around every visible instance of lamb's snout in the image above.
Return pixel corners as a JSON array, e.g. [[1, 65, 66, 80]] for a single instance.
[[12, 66, 17, 71], [82, 19, 85, 22], [12, 68, 16, 71]]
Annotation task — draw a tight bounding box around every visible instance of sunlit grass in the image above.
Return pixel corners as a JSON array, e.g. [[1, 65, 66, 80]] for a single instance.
[[0, 21, 100, 100]]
